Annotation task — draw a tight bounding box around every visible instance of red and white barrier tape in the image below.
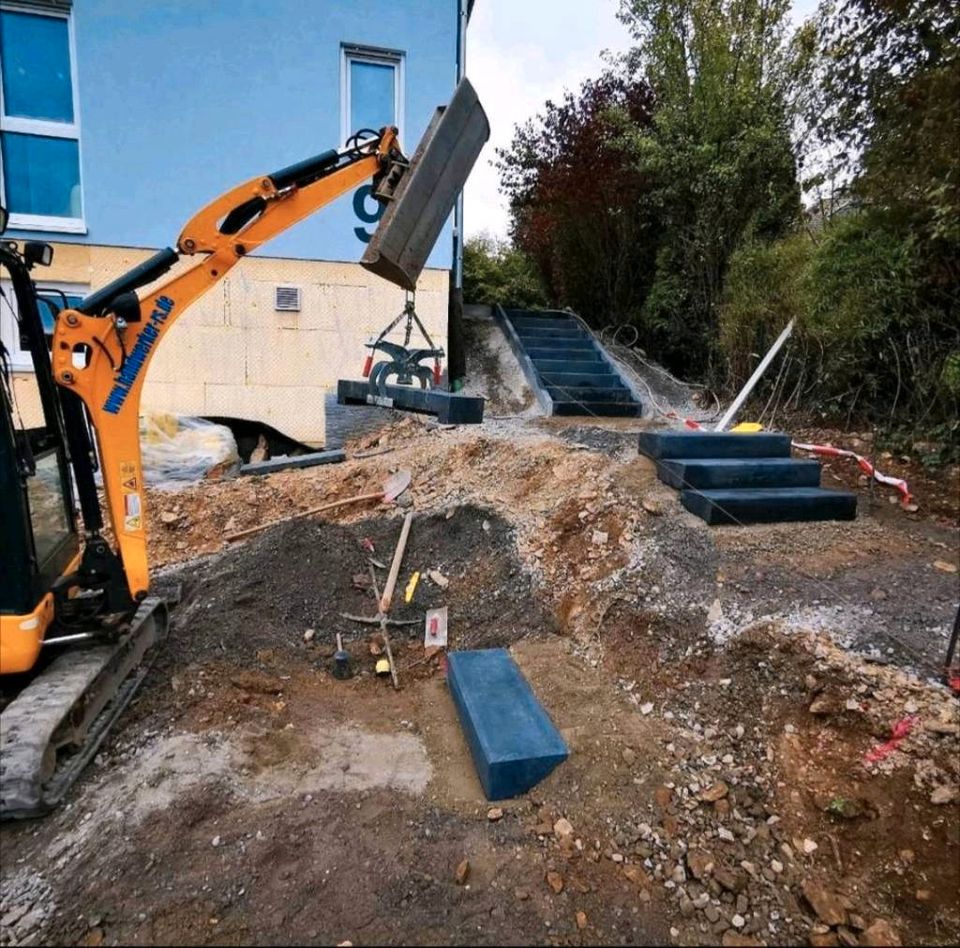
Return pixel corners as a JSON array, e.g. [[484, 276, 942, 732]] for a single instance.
[[791, 442, 912, 505]]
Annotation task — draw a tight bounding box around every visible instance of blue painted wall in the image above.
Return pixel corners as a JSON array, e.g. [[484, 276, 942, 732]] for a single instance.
[[6, 0, 458, 265]]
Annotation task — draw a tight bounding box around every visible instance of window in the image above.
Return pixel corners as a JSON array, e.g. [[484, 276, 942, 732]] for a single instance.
[[0, 279, 87, 370], [340, 44, 404, 145], [0, 5, 84, 233]]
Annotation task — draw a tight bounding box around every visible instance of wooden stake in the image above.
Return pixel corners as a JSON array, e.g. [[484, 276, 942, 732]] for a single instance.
[[225, 491, 385, 542], [380, 512, 414, 614], [368, 565, 399, 690]]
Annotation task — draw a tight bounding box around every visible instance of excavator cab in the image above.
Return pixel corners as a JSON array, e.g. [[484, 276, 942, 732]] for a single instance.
[[0, 231, 80, 632]]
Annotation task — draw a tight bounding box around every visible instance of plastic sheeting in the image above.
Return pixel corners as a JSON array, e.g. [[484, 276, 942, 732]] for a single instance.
[[141, 413, 240, 489]]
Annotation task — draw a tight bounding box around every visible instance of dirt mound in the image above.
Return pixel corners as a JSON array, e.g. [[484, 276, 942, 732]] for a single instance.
[[162, 504, 556, 670]]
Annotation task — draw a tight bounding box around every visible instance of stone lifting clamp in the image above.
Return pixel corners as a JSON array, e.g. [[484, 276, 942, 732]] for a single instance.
[[361, 291, 444, 395]]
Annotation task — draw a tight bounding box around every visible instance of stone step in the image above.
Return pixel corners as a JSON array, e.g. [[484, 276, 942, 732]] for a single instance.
[[526, 347, 603, 362], [638, 430, 792, 460], [519, 336, 596, 350], [657, 457, 822, 490], [505, 313, 576, 331], [447, 648, 568, 800], [552, 400, 642, 417], [515, 326, 588, 341], [545, 384, 630, 403], [531, 358, 612, 376], [680, 487, 857, 525], [537, 370, 622, 388]]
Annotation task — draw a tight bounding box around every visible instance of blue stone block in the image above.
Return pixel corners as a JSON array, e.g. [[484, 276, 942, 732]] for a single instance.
[[680, 487, 857, 525], [638, 430, 792, 460], [447, 649, 568, 800], [658, 457, 821, 490]]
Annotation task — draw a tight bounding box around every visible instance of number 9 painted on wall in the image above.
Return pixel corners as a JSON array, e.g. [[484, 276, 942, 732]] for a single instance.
[[353, 185, 384, 243]]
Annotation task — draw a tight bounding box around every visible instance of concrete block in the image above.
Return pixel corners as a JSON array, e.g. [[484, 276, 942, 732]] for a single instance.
[[336, 380, 484, 424], [680, 487, 857, 525], [447, 649, 568, 800], [240, 449, 345, 476], [638, 430, 792, 460], [658, 457, 821, 490]]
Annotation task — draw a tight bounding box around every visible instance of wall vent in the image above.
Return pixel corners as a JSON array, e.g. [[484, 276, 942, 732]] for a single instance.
[[275, 286, 301, 312]]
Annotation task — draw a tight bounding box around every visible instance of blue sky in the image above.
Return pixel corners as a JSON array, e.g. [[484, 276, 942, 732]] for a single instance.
[[464, 0, 821, 239]]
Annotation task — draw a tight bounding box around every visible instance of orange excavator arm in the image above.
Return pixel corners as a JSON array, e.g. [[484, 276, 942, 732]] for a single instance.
[[50, 129, 402, 604]]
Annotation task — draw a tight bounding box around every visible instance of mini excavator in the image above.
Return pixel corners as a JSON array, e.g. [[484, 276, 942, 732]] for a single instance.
[[0, 79, 488, 818]]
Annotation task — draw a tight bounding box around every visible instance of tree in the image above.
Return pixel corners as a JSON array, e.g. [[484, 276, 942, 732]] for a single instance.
[[614, 0, 808, 379], [462, 234, 547, 309], [815, 0, 959, 257], [497, 70, 659, 328]]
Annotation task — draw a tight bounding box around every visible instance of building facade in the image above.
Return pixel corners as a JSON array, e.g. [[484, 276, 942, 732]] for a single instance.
[[1, 0, 471, 443]]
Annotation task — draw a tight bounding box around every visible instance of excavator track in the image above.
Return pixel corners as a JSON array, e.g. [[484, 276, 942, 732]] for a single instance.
[[0, 597, 168, 820]]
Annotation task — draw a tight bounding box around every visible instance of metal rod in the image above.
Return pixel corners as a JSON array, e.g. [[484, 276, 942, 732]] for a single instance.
[[715, 319, 795, 431], [42, 633, 95, 646]]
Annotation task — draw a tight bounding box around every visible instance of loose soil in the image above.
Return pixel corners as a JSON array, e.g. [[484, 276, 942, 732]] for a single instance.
[[2, 402, 958, 947]]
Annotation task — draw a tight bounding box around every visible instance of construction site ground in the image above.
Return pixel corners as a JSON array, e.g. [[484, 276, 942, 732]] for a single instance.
[[2, 408, 958, 947]]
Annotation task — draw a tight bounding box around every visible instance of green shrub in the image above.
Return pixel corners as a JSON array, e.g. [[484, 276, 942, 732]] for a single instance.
[[719, 212, 960, 445], [462, 235, 548, 310]]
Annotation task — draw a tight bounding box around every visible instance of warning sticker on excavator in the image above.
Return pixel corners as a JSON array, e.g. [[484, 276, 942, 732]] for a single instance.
[[121, 475, 138, 491], [123, 491, 142, 532]]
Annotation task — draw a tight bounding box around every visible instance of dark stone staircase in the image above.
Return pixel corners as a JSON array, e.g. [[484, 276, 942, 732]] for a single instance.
[[638, 430, 857, 525], [496, 308, 643, 417]]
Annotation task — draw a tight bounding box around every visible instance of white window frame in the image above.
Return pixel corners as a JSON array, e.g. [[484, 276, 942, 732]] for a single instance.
[[0, 279, 89, 371], [340, 43, 405, 147], [0, 2, 86, 234]]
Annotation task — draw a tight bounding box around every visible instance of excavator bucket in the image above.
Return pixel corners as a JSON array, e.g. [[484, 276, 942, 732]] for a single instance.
[[361, 77, 490, 290]]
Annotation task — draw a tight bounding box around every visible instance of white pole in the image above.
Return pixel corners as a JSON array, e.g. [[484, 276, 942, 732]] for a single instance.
[[715, 319, 795, 431]]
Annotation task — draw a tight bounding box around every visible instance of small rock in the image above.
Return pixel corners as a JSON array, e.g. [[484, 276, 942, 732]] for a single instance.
[[932, 559, 957, 573], [160, 510, 178, 525], [701, 781, 729, 802], [688, 850, 714, 880], [845, 698, 861, 712], [640, 702, 655, 716], [576, 911, 588, 931], [427, 569, 449, 588], [693, 893, 711, 910], [487, 807, 503, 822], [802, 879, 848, 927], [771, 859, 784, 874], [930, 785, 957, 805], [623, 865, 649, 887], [915, 889, 932, 901], [554, 817, 574, 838], [809, 934, 840, 948], [211, 835, 222, 847], [303, 628, 315, 643], [860, 919, 901, 947], [925, 720, 960, 736], [642, 498, 662, 516], [722, 934, 763, 948], [514, 887, 530, 901], [705, 904, 721, 923], [809, 696, 836, 715], [622, 747, 636, 765], [482, 519, 491, 532], [802, 838, 819, 854], [455, 859, 470, 885], [611, 853, 624, 864], [837, 928, 860, 947], [731, 914, 746, 929], [546, 871, 564, 894]]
